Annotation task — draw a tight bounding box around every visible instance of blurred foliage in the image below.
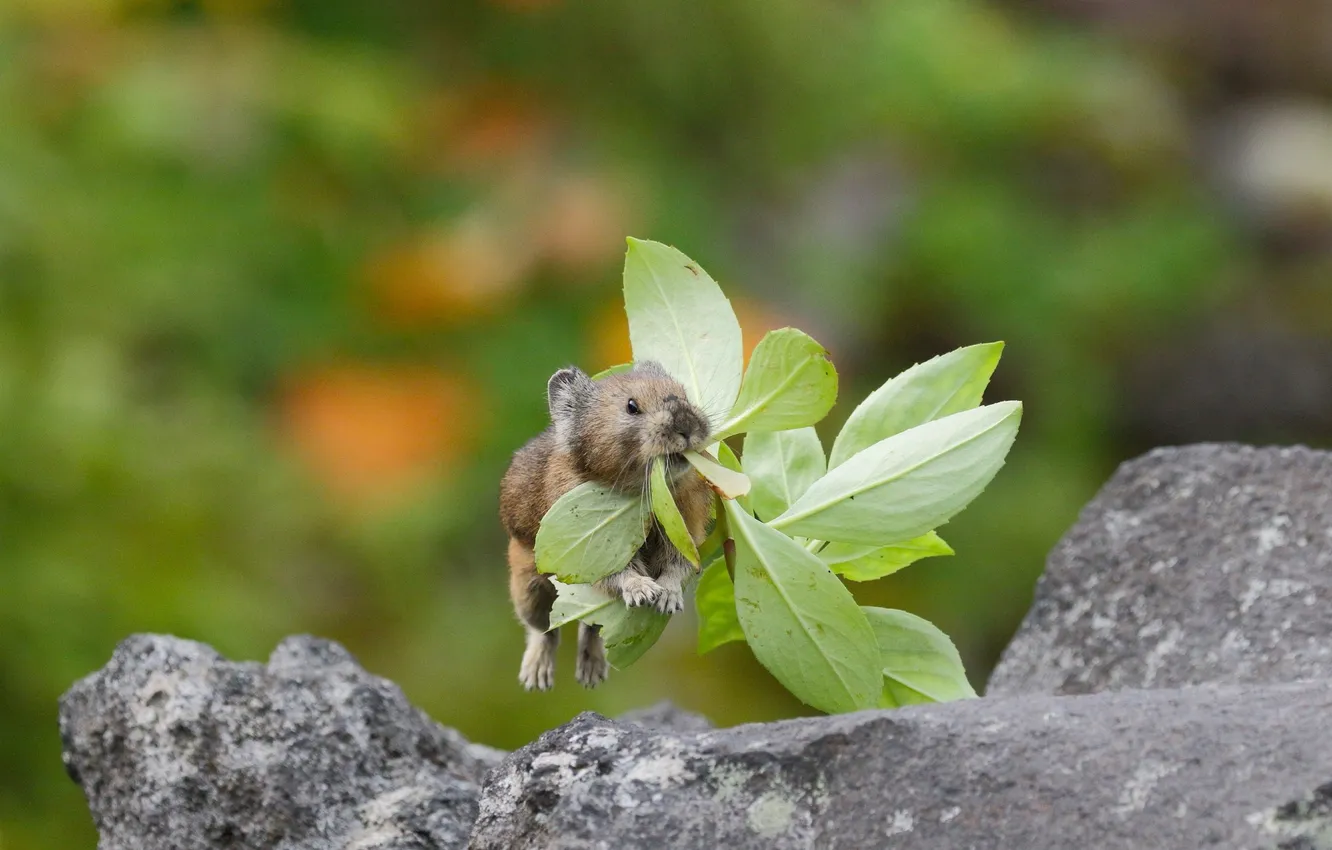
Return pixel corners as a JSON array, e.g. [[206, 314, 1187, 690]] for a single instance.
[[0, 0, 1258, 847]]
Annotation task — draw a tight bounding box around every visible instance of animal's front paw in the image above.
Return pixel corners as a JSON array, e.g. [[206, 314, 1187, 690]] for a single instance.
[[620, 573, 663, 608], [654, 585, 685, 614]]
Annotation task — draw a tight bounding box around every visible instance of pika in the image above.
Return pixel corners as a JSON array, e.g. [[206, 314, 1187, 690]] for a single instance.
[[499, 362, 713, 691]]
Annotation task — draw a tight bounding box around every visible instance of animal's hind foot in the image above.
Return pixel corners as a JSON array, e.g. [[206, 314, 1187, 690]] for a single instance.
[[518, 631, 556, 691]]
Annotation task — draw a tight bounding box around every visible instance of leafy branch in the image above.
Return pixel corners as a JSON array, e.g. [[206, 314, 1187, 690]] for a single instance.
[[535, 237, 1021, 714]]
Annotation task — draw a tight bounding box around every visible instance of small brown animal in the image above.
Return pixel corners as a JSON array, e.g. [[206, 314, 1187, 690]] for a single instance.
[[499, 362, 714, 690]]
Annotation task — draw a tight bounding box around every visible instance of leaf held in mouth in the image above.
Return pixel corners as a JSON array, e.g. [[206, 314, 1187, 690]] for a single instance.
[[651, 456, 701, 567], [684, 449, 751, 499]]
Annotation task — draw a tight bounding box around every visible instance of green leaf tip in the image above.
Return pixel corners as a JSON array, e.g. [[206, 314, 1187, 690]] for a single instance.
[[864, 606, 977, 706], [772, 400, 1022, 546], [820, 532, 954, 581], [828, 341, 1006, 470], [622, 238, 743, 423], [715, 328, 838, 440]]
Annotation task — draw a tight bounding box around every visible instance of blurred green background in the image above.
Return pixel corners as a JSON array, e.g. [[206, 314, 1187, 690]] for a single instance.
[[5, 0, 1332, 845]]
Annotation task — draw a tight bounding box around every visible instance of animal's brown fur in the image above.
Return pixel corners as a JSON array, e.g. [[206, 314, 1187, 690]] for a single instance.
[[499, 362, 714, 690]]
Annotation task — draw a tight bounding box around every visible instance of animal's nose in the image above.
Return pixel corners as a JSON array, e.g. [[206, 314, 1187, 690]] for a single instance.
[[672, 409, 705, 447]]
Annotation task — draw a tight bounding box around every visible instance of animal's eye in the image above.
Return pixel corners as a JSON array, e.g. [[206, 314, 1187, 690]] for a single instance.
[[626, 398, 641, 415]]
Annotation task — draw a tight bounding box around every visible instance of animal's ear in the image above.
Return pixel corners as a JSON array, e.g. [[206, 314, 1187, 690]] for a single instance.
[[547, 366, 594, 437]]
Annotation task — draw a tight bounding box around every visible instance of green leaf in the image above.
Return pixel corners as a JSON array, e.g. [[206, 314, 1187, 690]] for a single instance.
[[863, 607, 977, 706], [590, 362, 633, 380], [715, 329, 838, 440], [819, 532, 953, 581], [881, 678, 933, 707], [534, 482, 649, 582], [548, 579, 614, 630], [650, 457, 700, 567], [594, 601, 671, 669], [716, 440, 743, 472], [743, 427, 826, 521], [712, 441, 752, 513], [770, 401, 1021, 546], [548, 580, 670, 669], [695, 560, 744, 653], [697, 496, 725, 567], [726, 500, 880, 714], [623, 238, 743, 423], [828, 342, 1004, 470], [684, 448, 751, 500]]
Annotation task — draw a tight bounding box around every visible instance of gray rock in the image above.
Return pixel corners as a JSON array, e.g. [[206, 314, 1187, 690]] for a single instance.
[[59, 634, 502, 850], [1251, 781, 1332, 850], [616, 701, 713, 733], [988, 444, 1332, 697], [61, 443, 1332, 850], [470, 679, 1332, 850]]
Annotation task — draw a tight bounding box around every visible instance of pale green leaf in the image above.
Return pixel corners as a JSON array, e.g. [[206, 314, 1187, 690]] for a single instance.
[[819, 532, 953, 581], [881, 679, 934, 707], [744, 427, 825, 522], [548, 579, 671, 668], [534, 482, 649, 582], [695, 560, 744, 654], [726, 500, 880, 714], [713, 441, 751, 512], [715, 329, 837, 440], [548, 579, 615, 630], [650, 457, 700, 567], [623, 238, 743, 423], [863, 607, 977, 705], [590, 601, 671, 669], [770, 402, 1022, 546], [697, 496, 725, 567], [829, 342, 1004, 470], [590, 362, 633, 380], [684, 449, 751, 499], [715, 440, 743, 472]]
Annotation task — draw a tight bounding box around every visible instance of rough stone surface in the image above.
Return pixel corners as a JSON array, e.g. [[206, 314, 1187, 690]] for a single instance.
[[1252, 781, 1332, 850], [61, 443, 1332, 850], [988, 444, 1332, 697], [59, 634, 502, 850], [471, 680, 1332, 850], [616, 701, 714, 733]]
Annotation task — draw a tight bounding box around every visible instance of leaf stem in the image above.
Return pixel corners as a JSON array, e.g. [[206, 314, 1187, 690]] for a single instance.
[[716, 495, 735, 581]]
